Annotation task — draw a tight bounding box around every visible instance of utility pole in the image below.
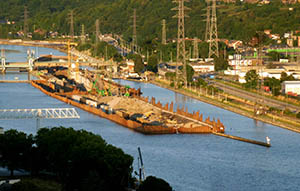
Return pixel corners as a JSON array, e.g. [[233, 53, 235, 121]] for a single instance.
[[162, 19, 167, 45], [132, 9, 137, 52], [205, 0, 210, 42], [193, 37, 199, 59], [172, 0, 190, 87], [24, 6, 29, 39], [69, 10, 74, 39], [95, 19, 100, 45], [208, 0, 219, 58], [81, 24, 85, 43]]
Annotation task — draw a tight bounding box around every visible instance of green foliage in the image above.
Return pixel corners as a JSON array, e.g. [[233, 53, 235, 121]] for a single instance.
[[165, 72, 176, 81], [137, 176, 172, 191], [92, 41, 122, 62], [186, 64, 194, 83], [195, 78, 207, 87], [245, 70, 259, 89], [280, 71, 295, 82], [0, 130, 33, 176], [0, 127, 134, 191], [133, 54, 144, 73], [147, 54, 158, 73], [11, 178, 62, 191], [267, 51, 281, 61], [76, 42, 92, 51], [296, 112, 300, 119], [214, 56, 229, 71], [1, 0, 300, 48], [264, 77, 281, 96]]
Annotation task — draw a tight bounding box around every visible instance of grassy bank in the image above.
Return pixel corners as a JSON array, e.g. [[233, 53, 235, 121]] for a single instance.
[[152, 79, 300, 133]]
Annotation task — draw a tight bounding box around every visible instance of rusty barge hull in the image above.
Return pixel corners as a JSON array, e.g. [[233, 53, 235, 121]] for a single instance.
[[31, 80, 176, 134], [31, 80, 224, 134]]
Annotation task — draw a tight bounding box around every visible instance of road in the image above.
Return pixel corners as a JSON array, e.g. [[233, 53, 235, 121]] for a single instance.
[[212, 81, 300, 112]]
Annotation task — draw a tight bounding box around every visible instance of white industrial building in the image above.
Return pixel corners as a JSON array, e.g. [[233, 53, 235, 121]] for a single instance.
[[281, 81, 300, 95], [190, 62, 215, 73]]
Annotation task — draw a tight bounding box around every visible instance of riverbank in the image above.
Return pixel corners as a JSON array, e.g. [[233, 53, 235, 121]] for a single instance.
[[151, 79, 300, 134]]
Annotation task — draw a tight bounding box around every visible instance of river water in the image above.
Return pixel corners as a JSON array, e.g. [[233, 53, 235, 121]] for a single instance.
[[0, 45, 300, 191]]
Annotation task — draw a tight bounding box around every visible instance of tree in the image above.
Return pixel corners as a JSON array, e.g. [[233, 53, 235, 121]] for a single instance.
[[35, 127, 133, 191], [214, 56, 229, 71], [280, 71, 295, 82], [134, 54, 144, 73], [264, 77, 281, 96], [147, 54, 158, 73], [186, 64, 194, 83], [137, 176, 172, 191], [0, 130, 33, 176], [245, 70, 259, 89]]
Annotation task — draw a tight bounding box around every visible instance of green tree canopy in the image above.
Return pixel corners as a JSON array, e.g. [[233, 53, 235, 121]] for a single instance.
[[137, 176, 172, 191], [245, 69, 259, 89], [0, 130, 33, 176]]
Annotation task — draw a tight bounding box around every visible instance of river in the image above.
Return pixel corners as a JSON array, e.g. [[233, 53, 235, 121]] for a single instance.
[[0, 45, 300, 191]]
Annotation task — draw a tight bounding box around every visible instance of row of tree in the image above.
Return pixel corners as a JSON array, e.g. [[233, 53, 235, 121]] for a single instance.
[[0, 127, 172, 191], [1, 0, 300, 46], [245, 70, 295, 96]]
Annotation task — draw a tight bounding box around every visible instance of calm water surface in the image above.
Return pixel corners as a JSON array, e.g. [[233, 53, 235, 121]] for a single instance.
[[0, 45, 300, 191]]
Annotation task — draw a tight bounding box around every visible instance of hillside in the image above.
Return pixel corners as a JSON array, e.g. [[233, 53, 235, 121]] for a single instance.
[[1, 0, 300, 45]]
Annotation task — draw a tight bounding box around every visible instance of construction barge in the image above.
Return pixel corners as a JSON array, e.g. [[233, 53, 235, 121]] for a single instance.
[[31, 67, 225, 135]]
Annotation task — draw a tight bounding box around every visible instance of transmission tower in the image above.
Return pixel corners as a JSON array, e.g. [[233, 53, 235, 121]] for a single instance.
[[69, 10, 74, 39], [205, 0, 210, 42], [162, 19, 167, 45], [172, 0, 190, 87], [193, 37, 199, 59], [208, 0, 219, 58], [132, 9, 137, 52], [81, 24, 85, 43], [95, 19, 100, 44], [24, 6, 29, 38]]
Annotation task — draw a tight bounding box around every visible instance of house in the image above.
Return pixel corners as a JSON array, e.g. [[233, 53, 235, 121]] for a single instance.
[[0, 127, 3, 134], [281, 81, 300, 95]]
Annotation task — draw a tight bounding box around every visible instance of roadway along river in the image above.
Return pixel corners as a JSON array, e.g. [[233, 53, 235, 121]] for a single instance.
[[1, 45, 300, 191]]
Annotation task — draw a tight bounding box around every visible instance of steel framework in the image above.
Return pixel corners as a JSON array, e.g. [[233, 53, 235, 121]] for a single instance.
[[172, 0, 190, 87], [208, 0, 219, 58], [0, 108, 80, 120], [0, 108, 80, 130]]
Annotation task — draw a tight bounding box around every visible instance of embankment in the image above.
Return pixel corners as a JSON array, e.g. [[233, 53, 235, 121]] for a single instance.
[[151, 80, 300, 134]]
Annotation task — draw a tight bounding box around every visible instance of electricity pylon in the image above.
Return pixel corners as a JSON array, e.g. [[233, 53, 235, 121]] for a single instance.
[[95, 19, 100, 44], [132, 9, 137, 52], [205, 0, 210, 42], [81, 24, 85, 43], [172, 0, 190, 87], [193, 37, 199, 59], [162, 19, 167, 45], [208, 0, 219, 58], [69, 10, 74, 39]]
